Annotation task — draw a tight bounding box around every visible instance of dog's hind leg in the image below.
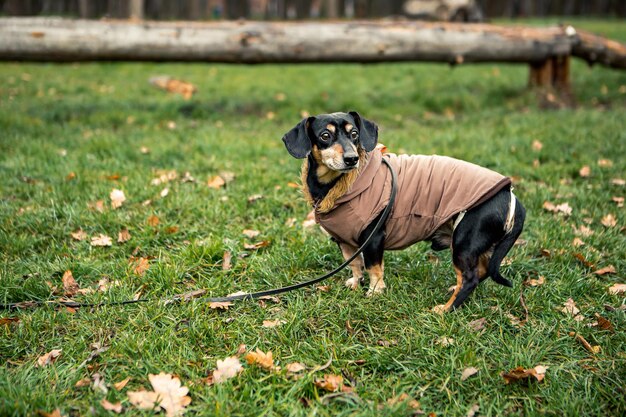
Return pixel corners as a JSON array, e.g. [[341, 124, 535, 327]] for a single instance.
[[487, 197, 526, 287], [434, 253, 480, 313], [339, 242, 364, 290]]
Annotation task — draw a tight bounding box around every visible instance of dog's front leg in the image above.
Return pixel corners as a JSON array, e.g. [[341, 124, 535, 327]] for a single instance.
[[365, 261, 386, 296], [339, 242, 364, 290]]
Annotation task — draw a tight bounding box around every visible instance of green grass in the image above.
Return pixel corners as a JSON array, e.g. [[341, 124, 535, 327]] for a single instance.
[[1, 19, 625, 417]]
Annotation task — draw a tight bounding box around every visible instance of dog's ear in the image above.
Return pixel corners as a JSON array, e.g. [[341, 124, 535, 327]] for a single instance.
[[349, 111, 378, 152], [282, 117, 314, 159]]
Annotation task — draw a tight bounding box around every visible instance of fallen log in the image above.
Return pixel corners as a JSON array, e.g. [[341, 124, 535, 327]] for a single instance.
[[1, 17, 623, 69]]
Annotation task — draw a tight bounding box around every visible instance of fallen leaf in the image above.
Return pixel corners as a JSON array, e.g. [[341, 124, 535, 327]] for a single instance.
[[386, 393, 421, 411], [524, 275, 545, 287], [75, 378, 91, 387], [128, 372, 191, 417], [71, 229, 87, 241], [140, 146, 150, 154], [579, 165, 591, 177], [612, 196, 624, 207], [287, 182, 299, 188], [573, 225, 594, 237], [36, 349, 62, 367], [242, 229, 260, 238], [147, 215, 160, 226], [247, 194, 264, 203], [160, 187, 169, 198], [531, 139, 543, 151], [209, 301, 233, 310], [314, 374, 343, 392], [181, 172, 195, 183], [468, 318, 486, 333], [316, 285, 331, 292], [601, 214, 617, 228], [569, 331, 601, 354], [572, 237, 585, 247], [37, 409, 62, 417], [110, 189, 126, 209], [286, 362, 306, 373], [222, 251, 232, 271], [207, 175, 226, 189], [435, 337, 455, 347], [149, 76, 197, 100], [461, 367, 479, 381], [88, 200, 105, 213], [118, 228, 131, 243], [285, 217, 296, 227], [92, 372, 108, 394], [114, 377, 131, 391], [100, 399, 122, 413], [244, 241, 271, 250], [593, 313, 614, 332], [543, 201, 572, 216], [91, 234, 112, 247], [608, 283, 626, 295], [501, 365, 547, 384], [0, 317, 20, 326], [594, 265, 616, 276], [213, 356, 243, 384], [151, 170, 178, 186], [597, 159, 613, 167], [245, 348, 274, 370], [62, 270, 79, 297], [127, 257, 148, 276], [574, 252, 595, 268], [561, 298, 583, 321], [262, 319, 286, 328], [611, 178, 625, 186], [466, 403, 480, 417]]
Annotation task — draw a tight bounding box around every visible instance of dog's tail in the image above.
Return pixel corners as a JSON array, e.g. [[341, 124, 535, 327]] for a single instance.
[[488, 195, 526, 287]]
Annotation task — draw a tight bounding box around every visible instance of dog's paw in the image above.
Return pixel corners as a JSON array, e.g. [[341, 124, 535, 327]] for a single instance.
[[365, 284, 386, 297], [432, 304, 449, 315], [345, 277, 361, 290]]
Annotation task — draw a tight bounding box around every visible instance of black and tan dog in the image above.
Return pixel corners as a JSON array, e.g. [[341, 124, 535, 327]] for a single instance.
[[282, 112, 525, 312]]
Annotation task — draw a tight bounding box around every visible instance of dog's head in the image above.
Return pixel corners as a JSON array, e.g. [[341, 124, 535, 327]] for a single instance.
[[282, 111, 378, 173]]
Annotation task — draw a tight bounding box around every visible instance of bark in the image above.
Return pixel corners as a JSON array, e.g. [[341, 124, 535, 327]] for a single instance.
[[0, 18, 624, 70]]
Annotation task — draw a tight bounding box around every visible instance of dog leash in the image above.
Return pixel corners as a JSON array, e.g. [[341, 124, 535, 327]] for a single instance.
[[0, 158, 397, 311]]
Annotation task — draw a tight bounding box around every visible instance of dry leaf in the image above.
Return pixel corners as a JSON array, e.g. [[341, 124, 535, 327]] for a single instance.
[[149, 76, 197, 100], [572, 237, 585, 247], [247, 194, 264, 204], [579, 165, 591, 177], [386, 393, 421, 411], [91, 234, 112, 247], [151, 170, 178, 186], [222, 251, 232, 271], [62, 270, 79, 297], [286, 362, 306, 373], [36, 349, 62, 367], [573, 225, 594, 237], [608, 283, 626, 295], [611, 178, 625, 186], [461, 367, 479, 381], [314, 374, 343, 392], [114, 377, 131, 391], [147, 215, 160, 226], [0, 317, 20, 326], [593, 265, 616, 276], [160, 187, 169, 198], [213, 356, 243, 384], [244, 241, 271, 250], [316, 285, 331, 292], [207, 176, 226, 189], [140, 146, 150, 154], [110, 189, 126, 209], [245, 348, 274, 370], [209, 301, 233, 310], [466, 403, 480, 417], [501, 365, 547, 384], [100, 399, 122, 413], [262, 319, 286, 328], [593, 313, 614, 332], [128, 373, 191, 417], [88, 199, 105, 213], [129, 257, 150, 276], [525, 275, 545, 287], [531, 140, 543, 151], [574, 252, 595, 268], [543, 201, 572, 216], [597, 159, 613, 167], [468, 318, 486, 333], [71, 229, 87, 241], [242, 229, 261, 238], [601, 214, 617, 228], [569, 332, 601, 354], [92, 373, 108, 394], [118, 228, 131, 243], [561, 298, 583, 321], [612, 196, 624, 207], [435, 337, 455, 347], [75, 377, 91, 387]]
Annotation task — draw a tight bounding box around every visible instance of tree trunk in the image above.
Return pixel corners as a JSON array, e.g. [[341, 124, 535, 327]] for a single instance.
[[129, 0, 144, 20], [1, 17, 624, 70]]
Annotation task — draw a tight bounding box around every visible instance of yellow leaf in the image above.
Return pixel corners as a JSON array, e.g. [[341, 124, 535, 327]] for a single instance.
[[213, 356, 243, 384], [70, 229, 87, 241], [90, 234, 112, 247], [245, 348, 274, 370]]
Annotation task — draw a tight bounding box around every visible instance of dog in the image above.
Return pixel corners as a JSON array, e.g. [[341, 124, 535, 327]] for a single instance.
[[282, 111, 525, 312]]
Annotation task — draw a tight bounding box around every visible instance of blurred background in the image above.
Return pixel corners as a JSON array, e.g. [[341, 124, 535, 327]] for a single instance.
[[2, 0, 625, 21]]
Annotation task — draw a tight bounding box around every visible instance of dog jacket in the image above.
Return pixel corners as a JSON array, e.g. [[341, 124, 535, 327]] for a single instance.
[[315, 150, 512, 250]]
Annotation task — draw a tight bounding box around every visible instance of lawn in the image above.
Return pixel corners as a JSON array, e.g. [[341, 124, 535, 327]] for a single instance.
[[1, 19, 625, 417]]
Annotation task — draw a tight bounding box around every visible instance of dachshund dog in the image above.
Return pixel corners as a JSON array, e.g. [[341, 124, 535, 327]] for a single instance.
[[282, 112, 525, 312]]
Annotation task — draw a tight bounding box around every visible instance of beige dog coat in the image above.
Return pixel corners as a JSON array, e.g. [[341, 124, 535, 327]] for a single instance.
[[315, 150, 512, 249]]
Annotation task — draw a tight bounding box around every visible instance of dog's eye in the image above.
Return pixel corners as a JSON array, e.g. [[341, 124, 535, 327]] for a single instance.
[[320, 132, 331, 142], [350, 130, 359, 140]]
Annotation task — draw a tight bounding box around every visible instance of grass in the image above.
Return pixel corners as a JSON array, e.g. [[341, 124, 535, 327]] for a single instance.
[[1, 19, 625, 417]]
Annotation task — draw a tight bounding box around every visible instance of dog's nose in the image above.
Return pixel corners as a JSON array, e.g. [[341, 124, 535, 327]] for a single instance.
[[344, 155, 359, 167]]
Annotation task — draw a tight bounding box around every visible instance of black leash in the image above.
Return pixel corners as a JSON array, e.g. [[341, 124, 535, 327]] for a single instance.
[[1, 158, 397, 311]]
